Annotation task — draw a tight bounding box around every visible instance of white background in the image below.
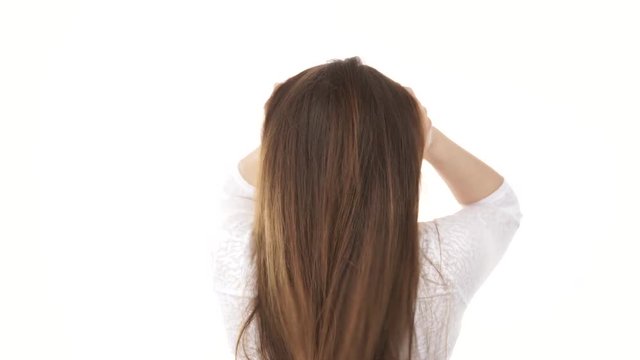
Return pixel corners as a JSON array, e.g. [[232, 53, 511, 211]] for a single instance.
[[1, 0, 639, 359]]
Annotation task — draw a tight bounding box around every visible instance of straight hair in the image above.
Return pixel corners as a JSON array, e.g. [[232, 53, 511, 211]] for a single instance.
[[236, 56, 427, 359]]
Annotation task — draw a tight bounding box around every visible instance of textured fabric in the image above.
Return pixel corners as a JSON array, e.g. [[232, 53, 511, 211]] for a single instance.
[[213, 161, 523, 359]]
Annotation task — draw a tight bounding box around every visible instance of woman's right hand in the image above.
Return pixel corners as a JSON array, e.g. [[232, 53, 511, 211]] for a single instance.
[[421, 107, 435, 159], [404, 86, 434, 159]]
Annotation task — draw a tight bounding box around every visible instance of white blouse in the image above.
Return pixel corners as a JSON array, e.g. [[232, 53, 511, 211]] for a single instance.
[[213, 161, 523, 359]]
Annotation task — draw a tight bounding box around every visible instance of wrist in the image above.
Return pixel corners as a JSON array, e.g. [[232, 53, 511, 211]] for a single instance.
[[424, 127, 452, 165], [423, 127, 440, 162]]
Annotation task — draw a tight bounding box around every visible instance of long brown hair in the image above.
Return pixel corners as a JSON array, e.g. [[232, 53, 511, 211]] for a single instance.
[[236, 56, 427, 360]]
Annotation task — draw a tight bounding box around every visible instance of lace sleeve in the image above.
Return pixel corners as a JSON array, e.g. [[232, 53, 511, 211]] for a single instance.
[[212, 160, 261, 357], [421, 179, 523, 305], [215, 291, 260, 359], [213, 160, 257, 297]]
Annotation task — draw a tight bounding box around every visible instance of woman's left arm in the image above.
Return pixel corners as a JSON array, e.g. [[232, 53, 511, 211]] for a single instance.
[[238, 145, 261, 187]]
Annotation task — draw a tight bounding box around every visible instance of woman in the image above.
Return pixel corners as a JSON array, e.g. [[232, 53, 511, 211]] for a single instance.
[[214, 56, 523, 360]]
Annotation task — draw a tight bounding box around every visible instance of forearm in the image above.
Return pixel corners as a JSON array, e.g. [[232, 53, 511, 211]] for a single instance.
[[238, 145, 261, 187], [424, 127, 504, 205]]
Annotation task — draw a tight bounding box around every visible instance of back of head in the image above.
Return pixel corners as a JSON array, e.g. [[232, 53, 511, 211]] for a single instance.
[[236, 56, 427, 360]]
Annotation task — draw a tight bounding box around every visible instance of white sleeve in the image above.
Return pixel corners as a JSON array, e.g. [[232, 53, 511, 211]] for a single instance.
[[422, 179, 523, 305], [213, 160, 257, 297], [215, 291, 260, 359], [212, 161, 259, 356]]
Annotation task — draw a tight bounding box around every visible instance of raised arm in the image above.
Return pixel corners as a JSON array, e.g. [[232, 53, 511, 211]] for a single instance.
[[420, 119, 522, 304], [238, 145, 261, 188], [424, 126, 505, 206]]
